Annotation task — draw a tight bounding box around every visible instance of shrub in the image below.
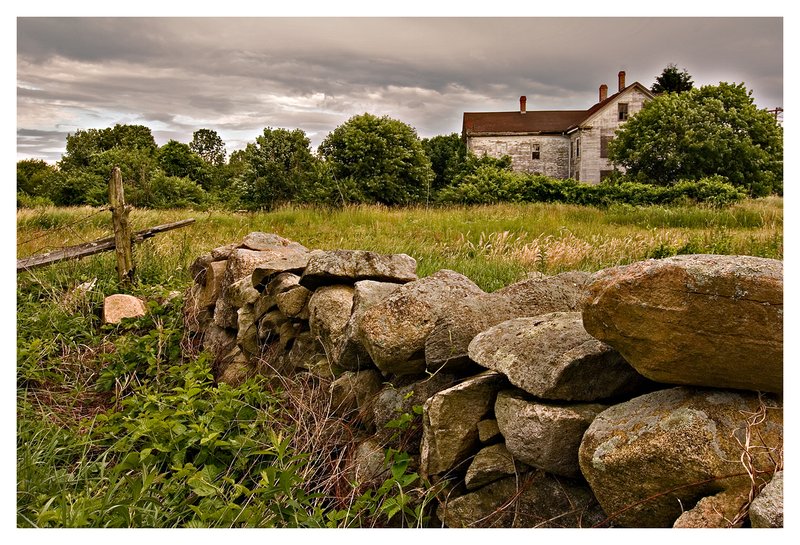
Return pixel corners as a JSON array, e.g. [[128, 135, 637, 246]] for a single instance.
[[130, 172, 208, 209], [438, 170, 746, 208]]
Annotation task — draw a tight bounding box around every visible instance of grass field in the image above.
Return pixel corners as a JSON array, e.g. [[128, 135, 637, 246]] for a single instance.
[[15, 198, 783, 527], [17, 197, 783, 292]]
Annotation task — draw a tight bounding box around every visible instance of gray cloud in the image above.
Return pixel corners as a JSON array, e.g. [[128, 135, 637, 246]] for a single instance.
[[17, 17, 783, 163]]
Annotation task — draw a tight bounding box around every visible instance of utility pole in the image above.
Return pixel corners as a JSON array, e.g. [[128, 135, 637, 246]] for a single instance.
[[766, 107, 783, 124]]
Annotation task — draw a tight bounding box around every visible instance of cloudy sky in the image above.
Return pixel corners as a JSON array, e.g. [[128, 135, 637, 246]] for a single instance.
[[16, 15, 784, 163]]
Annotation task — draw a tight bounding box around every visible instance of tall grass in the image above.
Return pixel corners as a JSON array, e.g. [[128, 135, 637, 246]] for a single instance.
[[17, 198, 783, 292], [16, 199, 783, 527]]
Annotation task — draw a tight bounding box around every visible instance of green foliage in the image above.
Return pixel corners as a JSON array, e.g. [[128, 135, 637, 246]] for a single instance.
[[232, 127, 321, 210], [421, 133, 467, 191], [132, 171, 208, 209], [157, 140, 210, 188], [17, 191, 54, 208], [17, 277, 436, 528], [190, 128, 227, 167], [438, 164, 745, 208], [651, 63, 694, 94], [608, 82, 783, 196], [60, 124, 157, 172], [318, 113, 435, 205], [49, 125, 161, 206], [50, 170, 108, 206], [17, 159, 58, 198]]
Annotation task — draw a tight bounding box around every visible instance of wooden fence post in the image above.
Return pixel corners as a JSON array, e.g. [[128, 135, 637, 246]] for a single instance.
[[109, 166, 135, 285]]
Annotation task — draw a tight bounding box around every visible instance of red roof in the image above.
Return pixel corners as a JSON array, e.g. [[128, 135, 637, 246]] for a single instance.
[[462, 110, 585, 135], [463, 83, 651, 136]]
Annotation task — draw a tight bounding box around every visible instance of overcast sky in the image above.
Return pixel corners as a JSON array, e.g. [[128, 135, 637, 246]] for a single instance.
[[16, 16, 784, 163]]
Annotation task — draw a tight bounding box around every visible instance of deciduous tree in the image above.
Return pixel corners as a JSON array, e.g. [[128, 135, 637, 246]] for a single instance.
[[235, 127, 319, 208], [318, 113, 434, 205], [608, 82, 783, 196], [190, 128, 227, 166], [421, 133, 466, 191]]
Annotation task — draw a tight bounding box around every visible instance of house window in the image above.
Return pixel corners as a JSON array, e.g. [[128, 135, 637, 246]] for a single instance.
[[600, 135, 613, 158], [600, 170, 613, 181], [575, 138, 581, 158], [531, 143, 540, 160], [618, 103, 629, 121]]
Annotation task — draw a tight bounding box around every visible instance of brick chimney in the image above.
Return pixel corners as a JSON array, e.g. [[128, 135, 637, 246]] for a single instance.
[[520, 95, 527, 114], [599, 84, 608, 102], [618, 70, 626, 92]]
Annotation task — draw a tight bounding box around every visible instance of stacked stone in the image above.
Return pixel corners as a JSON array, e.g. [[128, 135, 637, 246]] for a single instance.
[[184, 235, 783, 529]]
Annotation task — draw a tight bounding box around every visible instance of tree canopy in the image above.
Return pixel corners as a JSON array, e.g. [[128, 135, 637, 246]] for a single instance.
[[651, 64, 694, 94], [157, 140, 210, 188], [608, 82, 783, 196], [190, 129, 227, 166], [318, 113, 434, 205], [234, 127, 319, 208], [420, 133, 467, 191]]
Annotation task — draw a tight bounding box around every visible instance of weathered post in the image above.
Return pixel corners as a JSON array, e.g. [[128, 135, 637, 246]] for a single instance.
[[109, 166, 135, 285]]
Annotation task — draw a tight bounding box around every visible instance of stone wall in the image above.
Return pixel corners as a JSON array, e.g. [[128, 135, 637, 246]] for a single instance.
[[184, 232, 784, 528]]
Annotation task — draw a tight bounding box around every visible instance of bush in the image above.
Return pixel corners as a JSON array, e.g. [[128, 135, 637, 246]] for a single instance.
[[318, 113, 434, 205], [130, 172, 209, 209], [438, 170, 746, 208], [17, 192, 54, 208]]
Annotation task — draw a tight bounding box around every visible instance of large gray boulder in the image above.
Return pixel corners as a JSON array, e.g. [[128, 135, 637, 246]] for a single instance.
[[469, 312, 651, 401], [275, 285, 312, 319], [214, 248, 303, 329], [749, 470, 783, 528], [299, 249, 418, 289], [236, 304, 259, 356], [359, 270, 485, 376], [420, 371, 506, 477], [424, 293, 517, 373], [336, 280, 401, 371], [578, 387, 783, 527], [241, 232, 307, 253], [495, 390, 608, 478], [582, 255, 783, 393], [495, 270, 591, 315], [307, 285, 355, 366], [437, 471, 606, 528], [372, 372, 460, 449], [346, 438, 390, 487], [191, 259, 227, 308], [210, 242, 239, 261], [424, 271, 592, 373]]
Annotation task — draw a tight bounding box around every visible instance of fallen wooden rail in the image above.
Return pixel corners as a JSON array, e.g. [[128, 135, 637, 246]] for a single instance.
[[17, 218, 196, 272]]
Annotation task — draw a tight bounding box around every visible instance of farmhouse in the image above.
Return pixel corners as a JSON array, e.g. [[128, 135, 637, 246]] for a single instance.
[[462, 71, 653, 184]]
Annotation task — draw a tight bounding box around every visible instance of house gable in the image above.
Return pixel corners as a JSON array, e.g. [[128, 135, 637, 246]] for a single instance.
[[462, 73, 654, 184], [574, 82, 654, 130]]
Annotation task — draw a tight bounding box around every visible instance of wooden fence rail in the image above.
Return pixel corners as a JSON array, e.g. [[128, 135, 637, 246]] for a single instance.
[[17, 219, 196, 272]]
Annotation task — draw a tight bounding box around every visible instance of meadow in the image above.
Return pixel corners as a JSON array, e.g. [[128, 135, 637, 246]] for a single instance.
[[16, 198, 783, 527], [17, 197, 783, 291]]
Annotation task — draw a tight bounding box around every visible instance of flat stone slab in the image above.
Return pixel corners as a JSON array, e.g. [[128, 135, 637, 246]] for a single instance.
[[469, 312, 650, 401], [299, 249, 417, 289]]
